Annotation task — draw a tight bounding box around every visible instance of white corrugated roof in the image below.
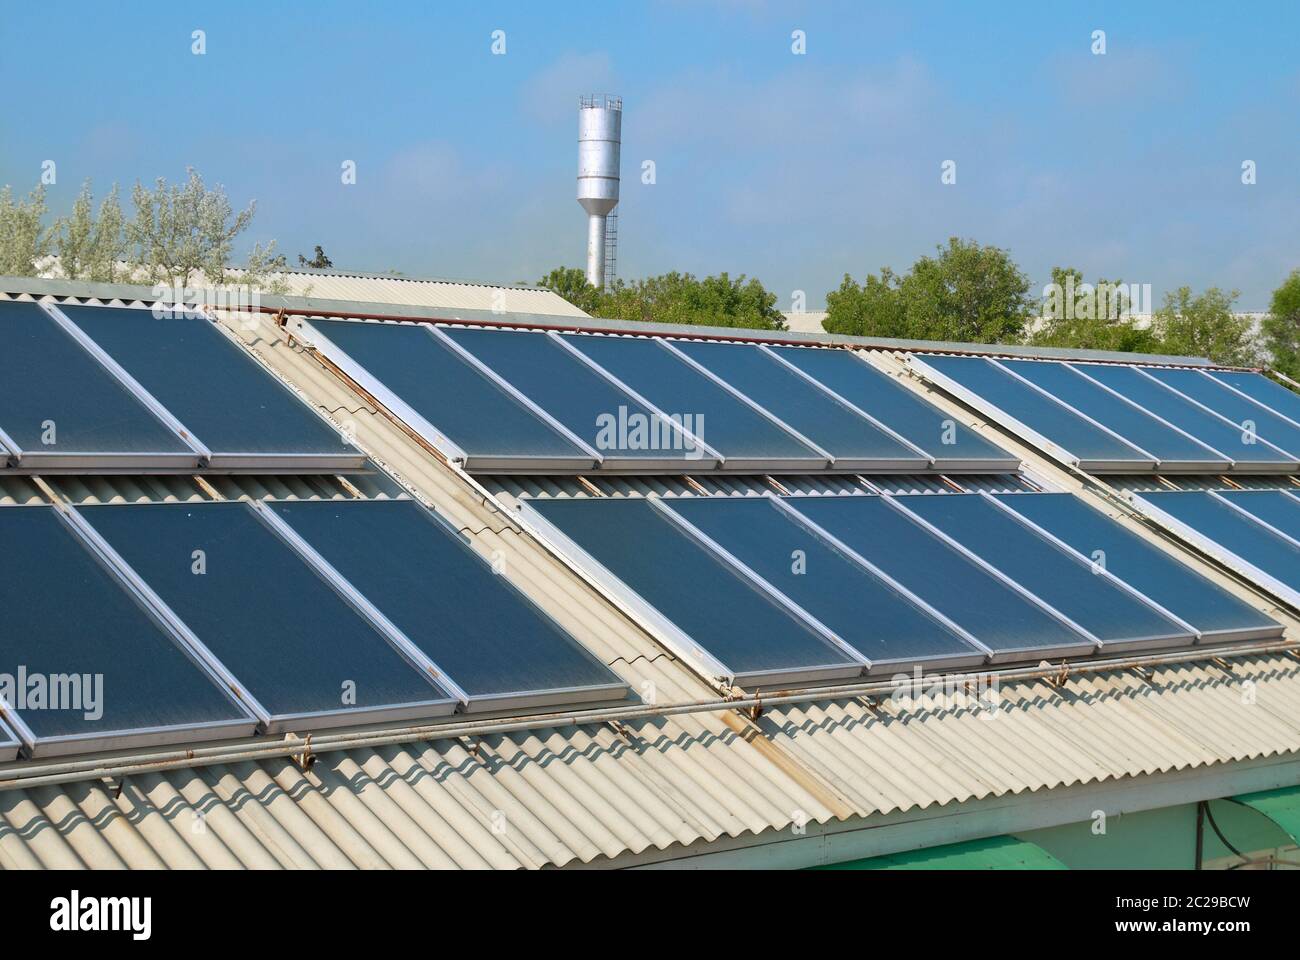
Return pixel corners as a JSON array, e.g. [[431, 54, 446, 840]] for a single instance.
[[0, 288, 1298, 869]]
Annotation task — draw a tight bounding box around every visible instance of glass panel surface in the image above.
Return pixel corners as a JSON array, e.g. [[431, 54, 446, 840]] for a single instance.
[[0, 300, 190, 457], [1137, 492, 1300, 589], [442, 326, 689, 462], [269, 499, 624, 700], [313, 319, 589, 462], [772, 346, 1016, 465], [1215, 490, 1300, 540], [898, 494, 1191, 646], [60, 305, 359, 459], [789, 496, 1094, 656], [1206, 370, 1300, 425], [995, 493, 1280, 638], [671, 341, 925, 464], [0, 507, 247, 744], [530, 497, 859, 677], [666, 497, 982, 664], [81, 502, 449, 718], [919, 355, 1149, 464], [559, 335, 823, 463], [1143, 367, 1300, 458], [1003, 360, 1225, 465], [1076, 363, 1295, 467]]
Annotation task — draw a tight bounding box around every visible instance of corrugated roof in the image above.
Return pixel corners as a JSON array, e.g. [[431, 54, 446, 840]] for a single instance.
[[0, 288, 1298, 869]]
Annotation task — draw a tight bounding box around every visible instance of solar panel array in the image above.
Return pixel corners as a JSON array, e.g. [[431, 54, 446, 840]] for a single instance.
[[1129, 490, 1300, 608], [0, 300, 366, 473], [0, 499, 627, 758], [523, 493, 1281, 687], [292, 318, 1020, 475], [911, 354, 1300, 473]]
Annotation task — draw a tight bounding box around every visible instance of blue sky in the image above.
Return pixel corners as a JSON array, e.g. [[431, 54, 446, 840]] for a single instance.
[[2, 1, 1297, 308]]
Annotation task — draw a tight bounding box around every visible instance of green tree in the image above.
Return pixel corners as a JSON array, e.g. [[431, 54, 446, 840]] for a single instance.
[[824, 238, 1034, 344], [1262, 269, 1300, 380], [822, 268, 906, 338], [54, 180, 126, 282], [1029, 266, 1159, 353], [537, 266, 603, 315], [298, 245, 333, 269], [0, 183, 52, 276], [1152, 286, 1256, 367], [124, 168, 261, 287], [539, 268, 786, 330]]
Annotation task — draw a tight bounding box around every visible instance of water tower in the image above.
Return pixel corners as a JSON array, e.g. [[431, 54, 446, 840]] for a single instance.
[[577, 95, 622, 290]]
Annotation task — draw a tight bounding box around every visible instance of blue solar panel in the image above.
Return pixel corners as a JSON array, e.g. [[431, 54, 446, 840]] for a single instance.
[[669, 341, 929, 470], [1206, 370, 1300, 425], [0, 506, 255, 757], [306, 319, 596, 471], [664, 496, 986, 670], [1214, 490, 1300, 541], [1143, 367, 1300, 459], [57, 305, 365, 472], [916, 354, 1153, 470], [1076, 363, 1297, 470], [527, 497, 864, 686], [1134, 492, 1300, 603], [442, 326, 715, 469], [0, 300, 195, 470], [896, 494, 1194, 652], [559, 335, 827, 470], [1003, 360, 1229, 470], [80, 502, 456, 730], [772, 346, 1019, 470], [995, 493, 1281, 642], [268, 499, 628, 710], [788, 496, 1097, 661]]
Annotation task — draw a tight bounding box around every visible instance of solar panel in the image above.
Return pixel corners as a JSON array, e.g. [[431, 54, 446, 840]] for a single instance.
[[995, 493, 1282, 643], [771, 346, 1020, 471], [1076, 363, 1298, 471], [298, 319, 597, 472], [663, 496, 988, 671], [558, 334, 829, 471], [0, 300, 196, 471], [913, 354, 1154, 471], [525, 497, 865, 686], [896, 493, 1195, 652], [1142, 367, 1300, 459], [788, 496, 1098, 661], [1130, 491, 1300, 608], [1205, 370, 1300, 425], [55, 304, 366, 472], [79, 501, 456, 730], [0, 506, 256, 757], [669, 340, 931, 471], [441, 326, 719, 470], [1002, 359, 1230, 471], [267, 498, 628, 710], [1213, 490, 1300, 541]]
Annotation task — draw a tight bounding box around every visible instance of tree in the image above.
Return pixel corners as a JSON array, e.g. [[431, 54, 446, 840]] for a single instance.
[[824, 238, 1034, 344], [0, 184, 52, 277], [822, 268, 906, 338], [537, 266, 603, 316], [1152, 286, 1256, 367], [538, 268, 787, 330], [54, 180, 126, 282], [1262, 269, 1300, 380], [124, 168, 257, 287], [1029, 266, 1159, 353], [298, 245, 333, 269]]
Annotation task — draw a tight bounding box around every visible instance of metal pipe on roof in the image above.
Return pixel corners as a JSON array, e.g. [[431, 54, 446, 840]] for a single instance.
[[2, 637, 1295, 793]]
